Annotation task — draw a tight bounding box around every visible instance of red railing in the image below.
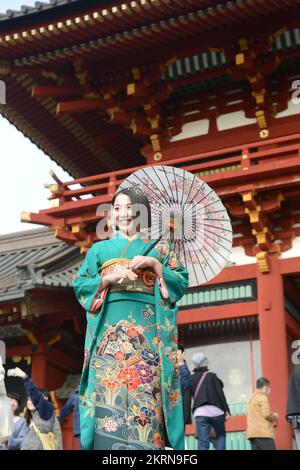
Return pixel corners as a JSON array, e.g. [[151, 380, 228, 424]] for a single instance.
[[48, 132, 300, 206]]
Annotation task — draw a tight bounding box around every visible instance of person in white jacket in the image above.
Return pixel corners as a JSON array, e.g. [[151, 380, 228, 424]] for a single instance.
[[0, 357, 14, 445]]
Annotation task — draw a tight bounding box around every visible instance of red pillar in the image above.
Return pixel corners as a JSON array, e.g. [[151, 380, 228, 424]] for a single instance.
[[31, 344, 47, 388], [257, 253, 292, 449]]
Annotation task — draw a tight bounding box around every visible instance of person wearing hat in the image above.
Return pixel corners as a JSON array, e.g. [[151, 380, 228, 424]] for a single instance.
[[3, 392, 28, 450], [186, 352, 230, 450]]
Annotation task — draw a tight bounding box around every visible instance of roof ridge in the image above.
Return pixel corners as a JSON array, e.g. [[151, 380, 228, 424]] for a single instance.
[[0, 0, 82, 21], [32, 244, 81, 273], [0, 228, 63, 254]]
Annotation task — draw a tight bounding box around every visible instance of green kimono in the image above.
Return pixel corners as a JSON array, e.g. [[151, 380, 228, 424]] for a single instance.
[[73, 232, 189, 450]]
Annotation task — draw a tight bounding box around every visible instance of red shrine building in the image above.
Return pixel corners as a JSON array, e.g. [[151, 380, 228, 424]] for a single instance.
[[1, 0, 300, 450]]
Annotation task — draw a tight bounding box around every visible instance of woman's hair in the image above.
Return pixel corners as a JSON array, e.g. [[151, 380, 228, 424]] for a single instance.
[[24, 406, 33, 426], [24, 389, 52, 425], [112, 188, 152, 231], [193, 366, 209, 373]]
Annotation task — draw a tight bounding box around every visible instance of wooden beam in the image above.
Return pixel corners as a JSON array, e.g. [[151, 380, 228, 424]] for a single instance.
[[47, 347, 82, 373], [20, 211, 56, 227], [94, 6, 300, 77], [127, 82, 147, 98], [280, 257, 300, 276], [109, 110, 134, 126], [32, 85, 81, 98], [27, 295, 76, 317], [6, 344, 36, 357], [204, 264, 257, 285], [56, 99, 105, 114], [178, 301, 258, 325]]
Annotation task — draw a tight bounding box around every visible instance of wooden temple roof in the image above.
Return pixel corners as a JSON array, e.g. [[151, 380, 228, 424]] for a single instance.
[[1, 0, 300, 177], [0, 227, 82, 303]]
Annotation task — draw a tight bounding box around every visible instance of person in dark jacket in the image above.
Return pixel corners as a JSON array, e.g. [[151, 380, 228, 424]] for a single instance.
[[186, 352, 230, 450], [177, 344, 192, 426], [59, 386, 81, 448], [286, 361, 300, 449]]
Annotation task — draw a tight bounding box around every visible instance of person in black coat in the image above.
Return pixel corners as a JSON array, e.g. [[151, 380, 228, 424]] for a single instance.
[[177, 344, 192, 426], [186, 352, 230, 450], [59, 386, 81, 448], [286, 359, 300, 449]]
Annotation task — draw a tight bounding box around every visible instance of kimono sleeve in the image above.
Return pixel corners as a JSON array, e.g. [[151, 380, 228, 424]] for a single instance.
[[72, 243, 104, 312], [161, 244, 189, 305]]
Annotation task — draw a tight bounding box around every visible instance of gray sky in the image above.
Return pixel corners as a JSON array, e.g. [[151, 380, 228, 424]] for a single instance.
[[0, 0, 72, 235], [0, 0, 50, 13]]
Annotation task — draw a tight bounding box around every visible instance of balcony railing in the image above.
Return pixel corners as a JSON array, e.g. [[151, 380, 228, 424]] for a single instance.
[[46, 131, 300, 208]]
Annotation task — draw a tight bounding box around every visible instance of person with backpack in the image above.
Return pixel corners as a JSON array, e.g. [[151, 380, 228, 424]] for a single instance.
[[7, 367, 62, 450], [186, 352, 230, 450]]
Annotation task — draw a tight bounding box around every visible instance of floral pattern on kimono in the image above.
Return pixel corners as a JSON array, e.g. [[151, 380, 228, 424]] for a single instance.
[[73, 233, 189, 450]]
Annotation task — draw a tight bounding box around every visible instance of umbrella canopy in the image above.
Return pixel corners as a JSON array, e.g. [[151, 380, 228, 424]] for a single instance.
[[118, 165, 232, 287]]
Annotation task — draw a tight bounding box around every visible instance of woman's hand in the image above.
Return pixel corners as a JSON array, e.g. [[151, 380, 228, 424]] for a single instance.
[[129, 256, 158, 271], [103, 265, 137, 286], [7, 367, 27, 379], [130, 256, 169, 300]]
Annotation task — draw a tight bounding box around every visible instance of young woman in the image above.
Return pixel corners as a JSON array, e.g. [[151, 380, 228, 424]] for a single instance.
[[73, 188, 189, 450]]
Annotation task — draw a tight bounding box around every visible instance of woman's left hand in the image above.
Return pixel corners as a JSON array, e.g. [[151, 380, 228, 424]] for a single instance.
[[129, 256, 169, 300], [129, 256, 158, 271]]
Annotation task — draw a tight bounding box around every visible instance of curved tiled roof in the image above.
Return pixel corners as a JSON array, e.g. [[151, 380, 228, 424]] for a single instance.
[[0, 227, 82, 303], [0, 0, 81, 22], [1, 0, 300, 177]]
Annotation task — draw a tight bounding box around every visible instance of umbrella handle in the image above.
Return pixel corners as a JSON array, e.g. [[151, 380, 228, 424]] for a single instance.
[[142, 234, 163, 257], [142, 211, 175, 256]]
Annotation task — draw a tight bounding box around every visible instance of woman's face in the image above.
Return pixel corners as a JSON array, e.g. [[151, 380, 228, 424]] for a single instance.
[[112, 193, 135, 235], [27, 397, 36, 411], [10, 398, 19, 413]]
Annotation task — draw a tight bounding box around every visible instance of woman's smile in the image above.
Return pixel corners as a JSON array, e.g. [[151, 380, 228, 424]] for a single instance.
[[113, 193, 135, 235]]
